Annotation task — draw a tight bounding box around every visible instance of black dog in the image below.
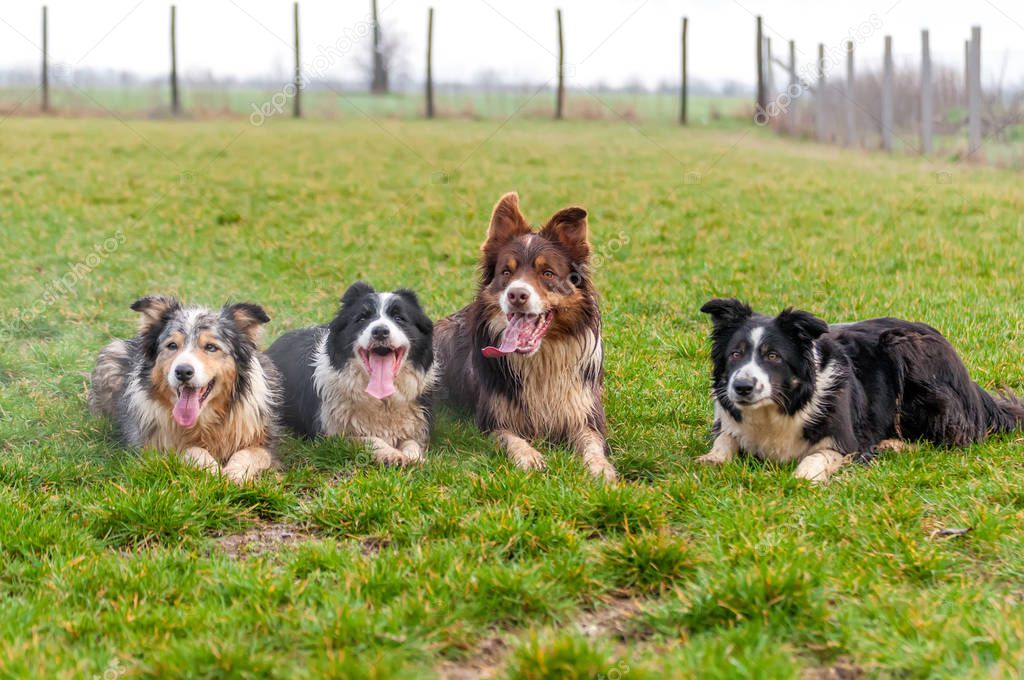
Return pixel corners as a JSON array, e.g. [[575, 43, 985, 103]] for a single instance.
[[699, 298, 1024, 482], [266, 282, 434, 465]]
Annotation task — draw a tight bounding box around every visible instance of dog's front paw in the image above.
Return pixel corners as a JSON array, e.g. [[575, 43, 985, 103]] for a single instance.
[[399, 441, 425, 464], [696, 451, 730, 465], [221, 462, 257, 485], [181, 447, 220, 473], [588, 458, 618, 483], [510, 444, 547, 472], [793, 451, 847, 484], [375, 446, 420, 467]]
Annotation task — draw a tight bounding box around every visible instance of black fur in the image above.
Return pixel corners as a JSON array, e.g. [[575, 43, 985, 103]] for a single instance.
[[266, 281, 434, 439], [702, 298, 1024, 458]]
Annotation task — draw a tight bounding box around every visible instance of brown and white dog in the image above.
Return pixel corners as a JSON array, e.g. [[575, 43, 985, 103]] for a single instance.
[[434, 192, 616, 481], [88, 296, 279, 483]]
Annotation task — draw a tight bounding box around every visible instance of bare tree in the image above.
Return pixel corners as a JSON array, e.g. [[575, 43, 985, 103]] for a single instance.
[[363, 0, 407, 94]]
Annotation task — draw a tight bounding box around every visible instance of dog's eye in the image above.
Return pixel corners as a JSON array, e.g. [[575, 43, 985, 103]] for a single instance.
[[765, 351, 781, 362], [501, 269, 511, 277], [543, 269, 556, 279], [204, 343, 219, 353], [729, 350, 742, 360], [165, 341, 178, 351], [392, 313, 404, 322]]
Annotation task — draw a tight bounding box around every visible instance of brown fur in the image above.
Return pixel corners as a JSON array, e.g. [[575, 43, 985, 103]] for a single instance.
[[434, 192, 616, 481], [89, 298, 280, 483]]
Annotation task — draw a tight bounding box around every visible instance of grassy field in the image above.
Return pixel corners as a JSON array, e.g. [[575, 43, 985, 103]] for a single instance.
[[1, 115, 1024, 679]]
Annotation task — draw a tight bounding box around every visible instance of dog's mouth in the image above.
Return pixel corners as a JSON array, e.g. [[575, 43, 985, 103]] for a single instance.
[[483, 311, 554, 358], [172, 380, 215, 428], [359, 345, 407, 400]]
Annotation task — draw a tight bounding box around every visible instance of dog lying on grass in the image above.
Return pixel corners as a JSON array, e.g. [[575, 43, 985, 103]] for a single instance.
[[434, 192, 616, 481], [699, 298, 1024, 483], [89, 296, 279, 483], [266, 282, 435, 465]]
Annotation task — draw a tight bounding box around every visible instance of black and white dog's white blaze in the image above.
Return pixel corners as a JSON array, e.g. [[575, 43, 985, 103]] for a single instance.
[[265, 282, 435, 465], [699, 298, 1024, 483]]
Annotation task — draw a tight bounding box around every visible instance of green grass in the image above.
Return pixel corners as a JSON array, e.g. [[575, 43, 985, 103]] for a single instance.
[[2, 115, 1024, 678], [0, 86, 747, 125]]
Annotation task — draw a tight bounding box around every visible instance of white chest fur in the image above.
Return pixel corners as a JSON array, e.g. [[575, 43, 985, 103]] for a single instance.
[[311, 333, 434, 447], [716, 402, 831, 463], [499, 328, 602, 439]]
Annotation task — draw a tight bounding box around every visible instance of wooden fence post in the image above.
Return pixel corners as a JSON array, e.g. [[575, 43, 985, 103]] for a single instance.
[[293, 2, 301, 118], [967, 26, 981, 159], [371, 0, 388, 93], [42, 6, 49, 112], [425, 7, 434, 119], [170, 5, 180, 116], [680, 17, 688, 125], [555, 9, 565, 120], [920, 29, 933, 155], [964, 40, 969, 106], [845, 40, 856, 147], [755, 16, 766, 115], [816, 43, 826, 142], [882, 35, 893, 151]]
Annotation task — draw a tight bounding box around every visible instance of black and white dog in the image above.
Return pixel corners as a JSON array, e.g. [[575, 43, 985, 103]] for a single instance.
[[698, 298, 1024, 482], [266, 282, 435, 465]]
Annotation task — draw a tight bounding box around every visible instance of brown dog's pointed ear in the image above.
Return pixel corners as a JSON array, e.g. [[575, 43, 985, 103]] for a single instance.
[[485, 192, 531, 247], [540, 206, 590, 262], [130, 295, 180, 333], [223, 302, 271, 342]]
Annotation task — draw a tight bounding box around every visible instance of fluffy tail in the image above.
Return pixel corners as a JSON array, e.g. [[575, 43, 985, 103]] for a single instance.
[[981, 388, 1024, 435], [88, 339, 131, 420]]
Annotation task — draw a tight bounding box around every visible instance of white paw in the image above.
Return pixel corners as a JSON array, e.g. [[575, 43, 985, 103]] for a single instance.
[[399, 441, 426, 464], [375, 447, 420, 467], [181, 447, 220, 473], [221, 464, 256, 485], [793, 453, 845, 484], [511, 445, 547, 472], [696, 451, 730, 465], [588, 459, 618, 483]]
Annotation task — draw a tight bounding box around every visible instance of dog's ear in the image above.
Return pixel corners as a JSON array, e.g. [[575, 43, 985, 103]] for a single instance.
[[540, 206, 590, 263], [223, 302, 271, 342], [130, 295, 180, 333], [700, 298, 753, 328], [776, 308, 829, 344], [340, 281, 375, 309], [485, 192, 531, 248], [394, 288, 433, 336]]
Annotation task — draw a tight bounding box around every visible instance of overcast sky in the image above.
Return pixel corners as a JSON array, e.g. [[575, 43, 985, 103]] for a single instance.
[[1, 1, 1023, 88]]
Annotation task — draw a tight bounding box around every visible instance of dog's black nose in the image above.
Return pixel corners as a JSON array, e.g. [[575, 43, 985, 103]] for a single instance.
[[175, 364, 194, 383], [507, 286, 530, 307], [733, 378, 755, 397], [371, 325, 390, 341]]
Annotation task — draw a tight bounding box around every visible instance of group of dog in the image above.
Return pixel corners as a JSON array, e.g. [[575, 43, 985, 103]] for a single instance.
[[88, 192, 1024, 485]]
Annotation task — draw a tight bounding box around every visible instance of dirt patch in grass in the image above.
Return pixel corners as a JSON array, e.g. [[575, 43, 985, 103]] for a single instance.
[[802, 658, 863, 680], [575, 595, 643, 641], [437, 635, 509, 680], [360, 536, 391, 556], [437, 596, 644, 679], [217, 521, 312, 558]]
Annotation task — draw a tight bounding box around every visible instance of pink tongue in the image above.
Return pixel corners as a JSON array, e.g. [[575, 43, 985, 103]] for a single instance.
[[366, 352, 397, 399], [482, 317, 525, 358], [173, 387, 201, 428]]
